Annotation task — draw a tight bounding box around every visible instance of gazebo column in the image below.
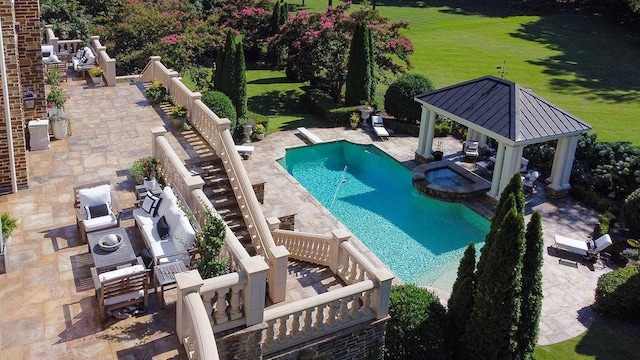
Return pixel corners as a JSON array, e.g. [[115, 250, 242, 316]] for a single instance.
[[546, 136, 579, 198], [488, 144, 522, 199], [415, 107, 436, 162], [478, 133, 488, 147]]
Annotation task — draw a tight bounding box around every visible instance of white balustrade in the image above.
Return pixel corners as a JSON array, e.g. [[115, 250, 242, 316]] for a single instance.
[[200, 272, 248, 332], [272, 229, 332, 266]]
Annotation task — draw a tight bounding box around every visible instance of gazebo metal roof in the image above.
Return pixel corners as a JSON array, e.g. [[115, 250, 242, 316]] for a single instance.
[[414, 75, 592, 146]]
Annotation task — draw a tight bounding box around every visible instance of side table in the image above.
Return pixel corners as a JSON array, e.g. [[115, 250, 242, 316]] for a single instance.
[[154, 261, 187, 308]]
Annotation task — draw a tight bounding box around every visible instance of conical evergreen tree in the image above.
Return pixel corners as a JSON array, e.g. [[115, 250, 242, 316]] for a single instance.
[[464, 200, 526, 359], [517, 211, 544, 360], [270, 1, 281, 35], [278, 1, 288, 28], [232, 37, 248, 118], [366, 21, 376, 104], [219, 31, 236, 96], [214, 30, 234, 92], [475, 174, 525, 280], [447, 242, 476, 360], [344, 22, 374, 106]]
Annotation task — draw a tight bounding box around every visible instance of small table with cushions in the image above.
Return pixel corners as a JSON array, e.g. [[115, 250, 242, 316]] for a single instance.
[[153, 261, 187, 308], [87, 227, 138, 273]]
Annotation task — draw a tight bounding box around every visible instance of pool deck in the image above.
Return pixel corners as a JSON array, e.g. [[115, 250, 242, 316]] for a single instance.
[[243, 125, 608, 345]]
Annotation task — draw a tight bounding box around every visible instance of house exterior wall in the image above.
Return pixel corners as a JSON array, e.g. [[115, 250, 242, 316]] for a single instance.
[[0, 0, 30, 192], [15, 0, 46, 121]]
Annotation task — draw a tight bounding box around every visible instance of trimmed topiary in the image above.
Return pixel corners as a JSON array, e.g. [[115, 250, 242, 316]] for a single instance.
[[595, 265, 640, 321], [385, 284, 448, 359], [201, 90, 238, 132], [623, 187, 640, 237], [384, 73, 435, 123]]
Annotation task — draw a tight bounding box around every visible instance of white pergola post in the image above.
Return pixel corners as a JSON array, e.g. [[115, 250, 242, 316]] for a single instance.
[[489, 142, 506, 198], [417, 107, 437, 160], [488, 144, 524, 199], [547, 135, 579, 195]]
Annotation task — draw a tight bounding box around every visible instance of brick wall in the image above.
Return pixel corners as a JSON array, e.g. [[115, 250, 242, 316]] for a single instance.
[[15, 0, 46, 121], [267, 318, 388, 360], [0, 1, 29, 192]]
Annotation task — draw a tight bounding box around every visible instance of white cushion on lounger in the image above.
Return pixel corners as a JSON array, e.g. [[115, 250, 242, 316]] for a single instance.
[[83, 214, 118, 232]]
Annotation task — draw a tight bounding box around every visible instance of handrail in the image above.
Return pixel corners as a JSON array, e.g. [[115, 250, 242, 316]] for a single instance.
[[183, 292, 220, 360], [272, 229, 332, 266]]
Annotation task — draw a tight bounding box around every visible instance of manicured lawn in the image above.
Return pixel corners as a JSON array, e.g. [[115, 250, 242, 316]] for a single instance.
[[300, 1, 640, 144], [534, 315, 640, 359]]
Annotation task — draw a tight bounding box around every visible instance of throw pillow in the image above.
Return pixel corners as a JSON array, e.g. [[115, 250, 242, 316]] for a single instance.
[[76, 49, 85, 58], [80, 56, 88, 64], [42, 51, 51, 58], [157, 215, 170, 240], [150, 196, 162, 217], [86, 203, 110, 219], [141, 195, 155, 215]]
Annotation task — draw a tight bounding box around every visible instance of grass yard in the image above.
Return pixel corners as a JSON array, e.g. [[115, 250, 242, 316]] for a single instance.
[[534, 314, 640, 359], [300, 0, 640, 144]]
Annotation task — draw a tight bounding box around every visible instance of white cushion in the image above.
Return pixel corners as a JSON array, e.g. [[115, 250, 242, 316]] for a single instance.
[[162, 205, 184, 234], [172, 216, 196, 252], [99, 264, 145, 282], [133, 208, 155, 226], [75, 49, 85, 58], [104, 290, 145, 306], [83, 214, 117, 232], [79, 184, 112, 208], [156, 187, 177, 216], [85, 55, 96, 66]]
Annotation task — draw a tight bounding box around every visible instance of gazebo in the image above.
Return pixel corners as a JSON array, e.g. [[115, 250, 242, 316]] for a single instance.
[[414, 75, 592, 199]]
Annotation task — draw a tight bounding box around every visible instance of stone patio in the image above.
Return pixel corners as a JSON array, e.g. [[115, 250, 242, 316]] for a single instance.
[[0, 74, 614, 359]]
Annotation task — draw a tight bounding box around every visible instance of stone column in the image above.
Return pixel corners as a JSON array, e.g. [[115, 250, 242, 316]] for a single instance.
[[417, 107, 428, 154], [240, 256, 269, 325], [175, 270, 204, 344], [546, 136, 578, 198], [488, 142, 506, 198]]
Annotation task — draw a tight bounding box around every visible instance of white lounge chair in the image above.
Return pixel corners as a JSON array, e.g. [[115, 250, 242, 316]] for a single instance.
[[554, 234, 613, 259], [371, 116, 389, 140], [465, 141, 479, 160], [523, 170, 540, 193]]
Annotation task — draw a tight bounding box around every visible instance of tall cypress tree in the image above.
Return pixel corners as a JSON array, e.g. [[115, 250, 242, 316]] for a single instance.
[[517, 211, 544, 360], [270, 1, 281, 35], [279, 0, 288, 26], [475, 174, 525, 280], [214, 31, 234, 92], [447, 242, 476, 360], [232, 37, 248, 119], [219, 31, 236, 96], [366, 21, 376, 104], [344, 22, 374, 106], [464, 201, 526, 359]]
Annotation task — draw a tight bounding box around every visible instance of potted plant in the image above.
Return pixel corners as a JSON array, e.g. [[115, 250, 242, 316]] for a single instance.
[[88, 67, 104, 85], [349, 112, 360, 129], [169, 104, 188, 128], [357, 101, 373, 122], [49, 113, 69, 140], [131, 156, 164, 190], [46, 68, 61, 86], [145, 80, 168, 104], [46, 85, 67, 117], [1, 212, 18, 274], [254, 124, 266, 140]]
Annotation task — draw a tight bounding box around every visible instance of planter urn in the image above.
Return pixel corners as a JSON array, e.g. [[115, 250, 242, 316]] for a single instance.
[[51, 120, 68, 140]]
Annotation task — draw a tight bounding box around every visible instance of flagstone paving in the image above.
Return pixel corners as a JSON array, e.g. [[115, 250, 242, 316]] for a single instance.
[[0, 74, 617, 360]]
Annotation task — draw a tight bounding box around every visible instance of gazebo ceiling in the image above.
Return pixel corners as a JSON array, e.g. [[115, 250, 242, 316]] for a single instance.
[[414, 75, 592, 146]]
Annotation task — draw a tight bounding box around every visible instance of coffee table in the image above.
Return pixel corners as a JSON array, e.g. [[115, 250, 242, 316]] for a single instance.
[[87, 228, 137, 273]]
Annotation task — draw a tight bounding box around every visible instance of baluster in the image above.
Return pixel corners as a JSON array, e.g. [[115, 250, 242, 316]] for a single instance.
[[265, 320, 275, 346], [290, 311, 301, 339], [343, 254, 353, 280], [362, 289, 372, 314], [278, 316, 288, 343], [215, 289, 229, 324], [314, 305, 324, 330], [358, 264, 366, 282], [202, 293, 215, 321], [339, 296, 349, 322], [302, 308, 313, 334], [350, 292, 361, 318], [229, 285, 242, 320]]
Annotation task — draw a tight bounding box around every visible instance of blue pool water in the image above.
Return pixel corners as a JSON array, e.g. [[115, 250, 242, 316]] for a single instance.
[[278, 141, 489, 291], [426, 168, 474, 186]]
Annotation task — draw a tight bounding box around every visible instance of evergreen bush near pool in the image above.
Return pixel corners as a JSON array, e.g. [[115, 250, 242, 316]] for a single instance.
[[385, 284, 448, 359], [384, 74, 435, 123], [622, 188, 640, 237], [201, 90, 237, 132], [595, 266, 640, 322]]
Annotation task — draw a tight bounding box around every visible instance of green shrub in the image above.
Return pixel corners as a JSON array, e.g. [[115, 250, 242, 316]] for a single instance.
[[194, 211, 230, 279], [384, 73, 435, 123], [329, 106, 359, 125], [623, 188, 640, 237], [595, 266, 640, 321], [594, 210, 616, 238], [434, 123, 452, 137], [201, 90, 238, 132], [130, 156, 165, 186], [301, 88, 336, 122], [385, 284, 448, 359], [1, 213, 18, 242]]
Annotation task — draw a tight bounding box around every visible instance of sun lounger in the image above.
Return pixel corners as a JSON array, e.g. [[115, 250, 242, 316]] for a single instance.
[[554, 234, 612, 257], [464, 141, 479, 160], [371, 116, 389, 140]]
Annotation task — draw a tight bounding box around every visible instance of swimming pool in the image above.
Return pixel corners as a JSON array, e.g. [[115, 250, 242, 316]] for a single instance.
[[278, 141, 489, 291]]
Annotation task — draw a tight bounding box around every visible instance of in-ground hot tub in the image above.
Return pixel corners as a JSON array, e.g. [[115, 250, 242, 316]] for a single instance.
[[412, 160, 491, 201]]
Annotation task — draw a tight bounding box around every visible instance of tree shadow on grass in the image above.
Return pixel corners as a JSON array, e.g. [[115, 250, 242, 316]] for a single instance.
[[248, 77, 301, 85], [511, 14, 640, 103], [573, 313, 640, 359], [248, 90, 305, 117]]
